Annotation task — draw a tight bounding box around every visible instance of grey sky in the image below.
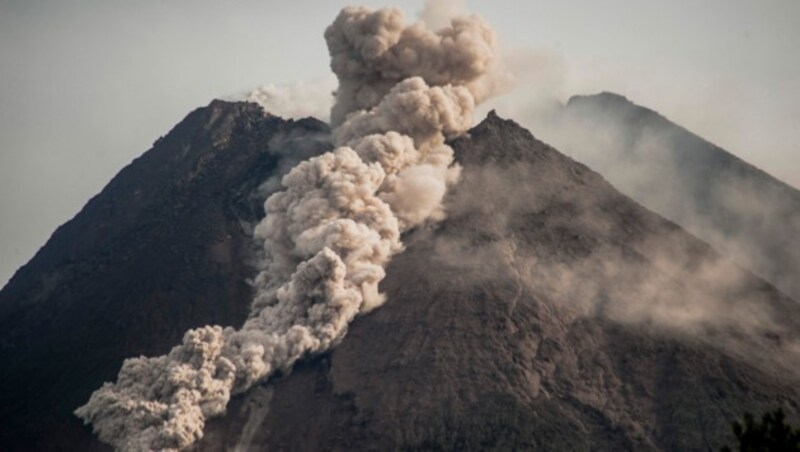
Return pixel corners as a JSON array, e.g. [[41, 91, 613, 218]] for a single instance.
[[1, 0, 798, 286]]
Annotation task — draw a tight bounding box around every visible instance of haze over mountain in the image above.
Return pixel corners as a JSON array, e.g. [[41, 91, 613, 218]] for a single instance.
[[530, 92, 800, 302]]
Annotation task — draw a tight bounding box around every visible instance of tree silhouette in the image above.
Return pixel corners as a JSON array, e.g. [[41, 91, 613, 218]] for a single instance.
[[721, 408, 800, 451]]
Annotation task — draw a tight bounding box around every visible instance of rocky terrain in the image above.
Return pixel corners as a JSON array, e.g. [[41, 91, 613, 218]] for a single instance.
[[194, 109, 800, 451], [1, 101, 798, 451], [0, 101, 329, 451]]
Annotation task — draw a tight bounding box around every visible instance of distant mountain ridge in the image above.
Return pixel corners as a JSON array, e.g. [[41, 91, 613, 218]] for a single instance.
[[551, 91, 800, 302], [0, 102, 797, 451]]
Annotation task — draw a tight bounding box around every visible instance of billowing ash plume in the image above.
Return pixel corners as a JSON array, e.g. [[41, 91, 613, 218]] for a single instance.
[[326, 5, 496, 128], [75, 5, 497, 451]]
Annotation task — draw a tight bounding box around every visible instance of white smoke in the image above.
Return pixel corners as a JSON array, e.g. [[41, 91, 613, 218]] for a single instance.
[[419, 0, 466, 30], [75, 4, 498, 451], [246, 79, 335, 121]]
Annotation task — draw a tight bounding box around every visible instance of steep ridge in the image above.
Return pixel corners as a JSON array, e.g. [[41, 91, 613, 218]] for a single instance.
[[0, 100, 330, 451], [193, 112, 800, 451], [550, 92, 800, 302], [0, 103, 797, 451]]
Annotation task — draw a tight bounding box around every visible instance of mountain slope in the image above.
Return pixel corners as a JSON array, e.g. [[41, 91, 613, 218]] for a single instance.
[[0, 104, 797, 451], [0, 100, 330, 451], [546, 92, 800, 302], [193, 112, 800, 451]]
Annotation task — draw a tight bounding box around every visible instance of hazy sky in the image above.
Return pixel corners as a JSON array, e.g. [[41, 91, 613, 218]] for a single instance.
[[1, 0, 798, 286]]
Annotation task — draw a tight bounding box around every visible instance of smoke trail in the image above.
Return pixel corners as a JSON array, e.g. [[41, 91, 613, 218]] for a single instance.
[[75, 5, 497, 451]]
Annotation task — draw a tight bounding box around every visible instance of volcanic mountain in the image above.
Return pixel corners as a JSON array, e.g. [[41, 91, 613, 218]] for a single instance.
[[0, 100, 798, 451], [543, 92, 800, 302]]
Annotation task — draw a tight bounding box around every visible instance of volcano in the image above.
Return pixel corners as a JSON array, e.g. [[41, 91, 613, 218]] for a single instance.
[[0, 101, 329, 450], [548, 92, 800, 302], [0, 100, 798, 451]]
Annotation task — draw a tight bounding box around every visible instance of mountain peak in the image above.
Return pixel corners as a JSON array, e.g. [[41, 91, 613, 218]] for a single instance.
[[558, 91, 800, 301], [567, 91, 632, 107], [0, 100, 332, 451], [457, 110, 553, 166]]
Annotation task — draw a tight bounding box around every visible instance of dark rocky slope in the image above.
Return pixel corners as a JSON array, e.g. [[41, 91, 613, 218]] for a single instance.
[[0, 100, 329, 451], [550, 92, 800, 302], [0, 103, 797, 451], [194, 112, 800, 451]]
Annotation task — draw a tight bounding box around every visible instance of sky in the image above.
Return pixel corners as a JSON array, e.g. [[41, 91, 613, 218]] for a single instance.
[[0, 0, 798, 287]]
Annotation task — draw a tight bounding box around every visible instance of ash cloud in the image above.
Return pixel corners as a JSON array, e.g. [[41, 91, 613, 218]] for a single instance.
[[253, 128, 333, 200], [326, 4, 498, 128], [418, 0, 466, 30], [75, 4, 498, 451]]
